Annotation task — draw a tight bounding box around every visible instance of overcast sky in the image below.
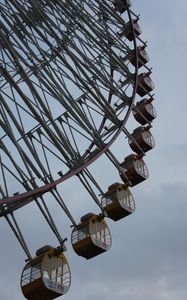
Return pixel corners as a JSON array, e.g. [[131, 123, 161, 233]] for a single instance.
[[1, 1, 187, 300]]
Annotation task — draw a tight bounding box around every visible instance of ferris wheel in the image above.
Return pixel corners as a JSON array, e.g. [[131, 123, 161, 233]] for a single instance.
[[0, 0, 157, 299]]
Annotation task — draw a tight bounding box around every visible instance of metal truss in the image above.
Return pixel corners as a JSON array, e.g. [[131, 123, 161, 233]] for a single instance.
[[0, 0, 145, 256]]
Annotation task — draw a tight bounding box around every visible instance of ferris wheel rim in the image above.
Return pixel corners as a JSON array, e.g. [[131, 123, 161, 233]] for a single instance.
[[0, 1, 139, 209]]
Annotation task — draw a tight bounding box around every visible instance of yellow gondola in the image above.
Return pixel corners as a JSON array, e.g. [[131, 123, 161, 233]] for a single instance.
[[120, 154, 149, 186], [21, 246, 71, 300], [129, 126, 155, 154], [101, 183, 135, 221], [133, 98, 157, 125], [71, 213, 112, 259]]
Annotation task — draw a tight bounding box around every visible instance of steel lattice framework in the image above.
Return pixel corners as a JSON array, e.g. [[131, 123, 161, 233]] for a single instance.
[[0, 0, 156, 262]]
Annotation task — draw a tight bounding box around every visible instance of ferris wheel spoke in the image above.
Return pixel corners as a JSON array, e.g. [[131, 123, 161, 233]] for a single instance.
[[1, 68, 75, 163], [0, 18, 39, 71], [0, 156, 9, 198], [70, 21, 130, 81], [61, 117, 83, 156], [0, 157, 28, 193], [34, 67, 100, 137], [58, 115, 93, 144], [3, 196, 66, 258], [56, 50, 119, 123], [1, 81, 50, 122], [0, 98, 54, 180], [5, 213, 32, 259], [86, 2, 130, 54], [0, 121, 37, 184], [28, 133, 54, 180], [0, 127, 60, 195], [28, 129, 69, 166], [49, 188, 77, 226], [0, 139, 32, 187], [77, 172, 104, 211], [75, 18, 129, 76], [34, 195, 66, 245], [83, 168, 104, 195]]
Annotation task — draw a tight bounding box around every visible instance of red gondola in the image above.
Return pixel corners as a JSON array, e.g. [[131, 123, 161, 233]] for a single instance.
[[129, 46, 149, 68], [137, 73, 154, 97], [113, 0, 132, 13], [133, 98, 157, 125], [129, 126, 155, 154], [122, 19, 142, 41], [101, 183, 135, 221], [120, 154, 149, 186]]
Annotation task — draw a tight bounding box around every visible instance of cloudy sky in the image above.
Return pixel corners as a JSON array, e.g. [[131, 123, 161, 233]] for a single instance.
[[1, 1, 187, 300]]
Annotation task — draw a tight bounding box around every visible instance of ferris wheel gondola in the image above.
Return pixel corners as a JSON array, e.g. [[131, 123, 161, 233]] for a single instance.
[[21, 245, 71, 300], [101, 183, 135, 221]]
